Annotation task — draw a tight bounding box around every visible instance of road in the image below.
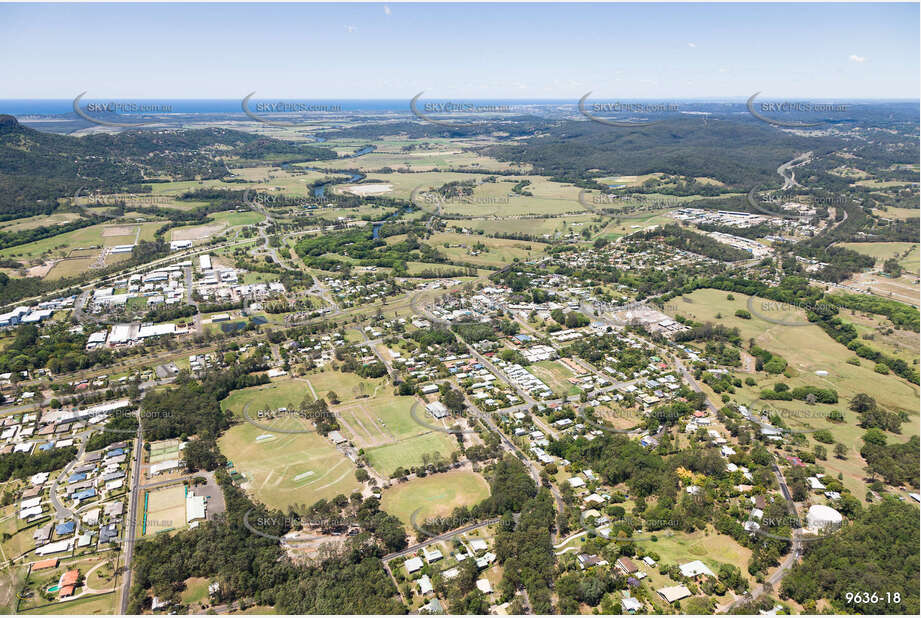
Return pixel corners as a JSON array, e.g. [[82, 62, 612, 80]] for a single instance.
[[720, 458, 802, 613], [118, 420, 145, 614], [382, 517, 501, 561]]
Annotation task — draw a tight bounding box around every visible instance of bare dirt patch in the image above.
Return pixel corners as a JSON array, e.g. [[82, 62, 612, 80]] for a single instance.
[[342, 183, 393, 196], [102, 225, 138, 237], [171, 223, 226, 242]]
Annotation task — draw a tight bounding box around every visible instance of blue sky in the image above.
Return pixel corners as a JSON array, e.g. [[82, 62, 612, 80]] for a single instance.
[[0, 2, 917, 99]]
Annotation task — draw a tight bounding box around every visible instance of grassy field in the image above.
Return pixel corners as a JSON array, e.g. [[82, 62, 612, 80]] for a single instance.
[[837, 242, 919, 272], [871, 206, 920, 219], [220, 378, 314, 418], [302, 370, 388, 404], [365, 431, 459, 477], [144, 484, 187, 534], [0, 563, 30, 615], [217, 418, 360, 511], [530, 360, 581, 397], [429, 231, 542, 267], [453, 213, 602, 237], [633, 526, 753, 580], [380, 470, 490, 526], [180, 576, 211, 606], [0, 221, 158, 260], [0, 506, 39, 561], [0, 212, 82, 232], [669, 288, 919, 415]]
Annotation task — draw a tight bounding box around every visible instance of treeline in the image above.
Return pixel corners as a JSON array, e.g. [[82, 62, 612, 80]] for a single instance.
[[828, 293, 919, 332], [0, 214, 108, 251], [0, 446, 78, 482], [780, 498, 919, 614], [0, 323, 110, 374], [0, 116, 262, 219]]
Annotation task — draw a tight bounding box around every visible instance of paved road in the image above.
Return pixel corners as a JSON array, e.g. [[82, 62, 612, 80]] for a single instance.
[[119, 421, 145, 614], [382, 517, 501, 561]]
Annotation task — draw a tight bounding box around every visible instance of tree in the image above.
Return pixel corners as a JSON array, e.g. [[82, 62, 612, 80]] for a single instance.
[[834, 443, 848, 459]]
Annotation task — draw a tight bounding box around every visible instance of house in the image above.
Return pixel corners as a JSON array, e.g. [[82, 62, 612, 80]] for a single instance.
[[423, 546, 443, 563], [577, 553, 607, 569], [476, 579, 493, 594], [468, 538, 488, 553], [616, 557, 638, 574], [679, 560, 715, 578], [622, 595, 644, 614], [567, 476, 585, 488], [404, 556, 424, 573], [418, 574, 433, 595], [657, 585, 692, 604]]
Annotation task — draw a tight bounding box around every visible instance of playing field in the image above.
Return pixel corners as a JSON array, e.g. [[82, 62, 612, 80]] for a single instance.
[[217, 419, 360, 511], [364, 431, 459, 477], [144, 484, 186, 535], [220, 378, 313, 418], [380, 469, 490, 525], [148, 438, 182, 464]]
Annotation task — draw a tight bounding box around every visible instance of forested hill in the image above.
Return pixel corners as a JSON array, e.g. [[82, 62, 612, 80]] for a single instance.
[[0, 115, 335, 220], [480, 116, 843, 186]]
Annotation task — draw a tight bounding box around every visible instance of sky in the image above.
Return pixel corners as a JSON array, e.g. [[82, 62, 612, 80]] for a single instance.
[[0, 2, 918, 100]]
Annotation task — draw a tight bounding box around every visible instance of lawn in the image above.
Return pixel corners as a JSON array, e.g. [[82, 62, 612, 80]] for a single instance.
[[633, 527, 753, 582], [364, 431, 459, 477], [217, 419, 360, 511], [530, 360, 582, 397], [21, 592, 117, 615], [220, 378, 314, 418], [303, 370, 387, 404], [181, 576, 211, 606], [380, 469, 490, 526]]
